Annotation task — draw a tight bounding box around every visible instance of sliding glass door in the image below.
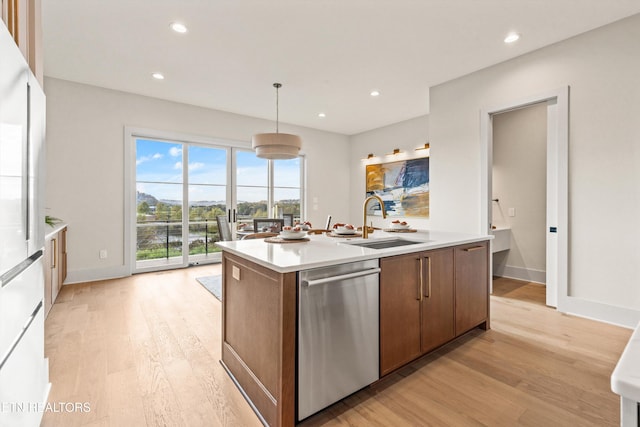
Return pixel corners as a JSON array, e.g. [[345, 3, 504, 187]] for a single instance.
[[235, 149, 269, 227], [187, 145, 228, 265], [135, 139, 187, 269], [130, 132, 304, 273]]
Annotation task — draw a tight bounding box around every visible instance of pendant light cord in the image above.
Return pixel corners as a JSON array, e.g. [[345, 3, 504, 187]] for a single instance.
[[274, 82, 282, 134]]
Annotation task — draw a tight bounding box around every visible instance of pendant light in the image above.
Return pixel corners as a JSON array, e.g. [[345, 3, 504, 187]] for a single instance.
[[252, 83, 302, 159]]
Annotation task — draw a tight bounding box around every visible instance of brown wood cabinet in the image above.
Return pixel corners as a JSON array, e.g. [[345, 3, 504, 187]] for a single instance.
[[421, 247, 455, 353], [221, 251, 296, 427], [220, 238, 490, 426], [44, 226, 67, 317], [1, 0, 43, 84], [380, 242, 489, 377], [380, 247, 455, 376], [379, 252, 423, 375], [454, 241, 489, 335]]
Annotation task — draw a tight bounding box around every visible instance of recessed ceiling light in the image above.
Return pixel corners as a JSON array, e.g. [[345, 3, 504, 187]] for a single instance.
[[370, 90, 380, 97], [170, 22, 188, 33], [318, 112, 326, 118], [504, 33, 520, 44], [152, 72, 165, 80]]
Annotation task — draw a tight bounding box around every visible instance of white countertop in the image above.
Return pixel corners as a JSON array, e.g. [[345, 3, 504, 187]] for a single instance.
[[612, 321, 640, 402], [45, 222, 67, 240], [216, 230, 492, 273]]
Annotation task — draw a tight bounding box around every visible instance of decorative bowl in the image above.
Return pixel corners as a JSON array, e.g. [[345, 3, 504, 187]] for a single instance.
[[390, 221, 410, 229], [279, 230, 307, 239]]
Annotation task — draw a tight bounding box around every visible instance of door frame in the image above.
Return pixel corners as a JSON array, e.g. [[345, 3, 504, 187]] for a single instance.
[[480, 86, 569, 309]]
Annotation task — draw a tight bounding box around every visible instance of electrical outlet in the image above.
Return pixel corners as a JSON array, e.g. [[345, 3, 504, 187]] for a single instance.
[[99, 249, 108, 259]]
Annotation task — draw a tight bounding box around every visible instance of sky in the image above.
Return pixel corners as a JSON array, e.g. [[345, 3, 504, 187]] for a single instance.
[[135, 138, 300, 203]]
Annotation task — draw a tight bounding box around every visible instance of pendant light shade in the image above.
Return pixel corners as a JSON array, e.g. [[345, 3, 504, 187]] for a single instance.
[[252, 83, 302, 159], [252, 132, 302, 159]]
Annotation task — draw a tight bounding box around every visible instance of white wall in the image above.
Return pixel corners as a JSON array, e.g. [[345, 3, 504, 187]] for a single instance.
[[492, 103, 547, 281], [44, 78, 350, 283], [348, 115, 429, 229], [429, 14, 640, 325]]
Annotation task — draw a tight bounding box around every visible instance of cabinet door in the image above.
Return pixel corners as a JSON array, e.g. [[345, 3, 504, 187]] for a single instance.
[[454, 242, 489, 335], [380, 254, 422, 376], [421, 248, 455, 353]]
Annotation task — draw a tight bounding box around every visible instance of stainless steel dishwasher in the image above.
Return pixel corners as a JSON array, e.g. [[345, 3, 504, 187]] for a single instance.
[[297, 259, 380, 421]]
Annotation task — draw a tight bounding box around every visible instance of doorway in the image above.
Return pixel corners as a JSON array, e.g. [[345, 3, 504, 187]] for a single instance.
[[480, 87, 569, 308], [491, 102, 547, 303]]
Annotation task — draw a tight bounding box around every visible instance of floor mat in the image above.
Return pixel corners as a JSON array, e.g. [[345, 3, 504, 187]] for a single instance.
[[195, 275, 222, 301]]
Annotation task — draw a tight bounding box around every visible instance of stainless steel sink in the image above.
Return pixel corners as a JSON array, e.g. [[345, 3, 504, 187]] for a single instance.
[[345, 238, 424, 250]]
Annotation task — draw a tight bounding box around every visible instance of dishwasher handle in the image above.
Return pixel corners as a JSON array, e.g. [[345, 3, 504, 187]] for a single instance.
[[303, 268, 381, 286]]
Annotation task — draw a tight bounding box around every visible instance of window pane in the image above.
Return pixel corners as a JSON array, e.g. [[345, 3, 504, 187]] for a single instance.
[[236, 186, 268, 224], [188, 222, 220, 256], [188, 146, 226, 185], [136, 224, 182, 261], [136, 139, 183, 183], [274, 187, 301, 219], [236, 150, 268, 186], [274, 157, 301, 221], [188, 185, 227, 221], [274, 157, 300, 187], [136, 183, 182, 223], [135, 181, 183, 265], [135, 137, 183, 267]]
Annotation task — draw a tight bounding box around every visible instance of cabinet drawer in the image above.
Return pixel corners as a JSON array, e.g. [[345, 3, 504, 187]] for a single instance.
[[0, 307, 48, 427], [0, 254, 44, 355]]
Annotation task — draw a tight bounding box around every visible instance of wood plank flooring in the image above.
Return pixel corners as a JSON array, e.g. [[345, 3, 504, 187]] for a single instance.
[[42, 270, 631, 427]]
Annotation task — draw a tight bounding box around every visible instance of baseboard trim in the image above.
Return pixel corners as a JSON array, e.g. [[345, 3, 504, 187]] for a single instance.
[[493, 264, 546, 284], [64, 265, 129, 285], [560, 296, 640, 329]]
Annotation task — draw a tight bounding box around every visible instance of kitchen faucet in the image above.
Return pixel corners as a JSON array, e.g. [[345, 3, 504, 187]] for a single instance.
[[362, 195, 387, 238]]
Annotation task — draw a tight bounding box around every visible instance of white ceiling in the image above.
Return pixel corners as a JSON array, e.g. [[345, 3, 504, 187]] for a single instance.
[[42, 1, 640, 135]]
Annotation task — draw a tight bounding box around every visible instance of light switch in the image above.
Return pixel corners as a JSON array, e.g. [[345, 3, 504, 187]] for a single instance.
[[232, 265, 240, 280], [508, 208, 516, 217]]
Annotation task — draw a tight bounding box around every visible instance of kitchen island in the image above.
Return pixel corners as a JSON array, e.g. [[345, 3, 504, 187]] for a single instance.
[[611, 321, 640, 426], [216, 230, 491, 426]]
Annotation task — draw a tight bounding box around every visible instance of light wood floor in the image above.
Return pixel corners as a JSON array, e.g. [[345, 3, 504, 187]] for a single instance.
[[42, 269, 631, 427]]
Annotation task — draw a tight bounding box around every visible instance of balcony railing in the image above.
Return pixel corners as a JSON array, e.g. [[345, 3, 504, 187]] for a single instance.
[[136, 219, 222, 261]]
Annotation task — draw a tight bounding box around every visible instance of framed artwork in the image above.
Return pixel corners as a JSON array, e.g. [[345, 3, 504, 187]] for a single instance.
[[365, 157, 429, 217]]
